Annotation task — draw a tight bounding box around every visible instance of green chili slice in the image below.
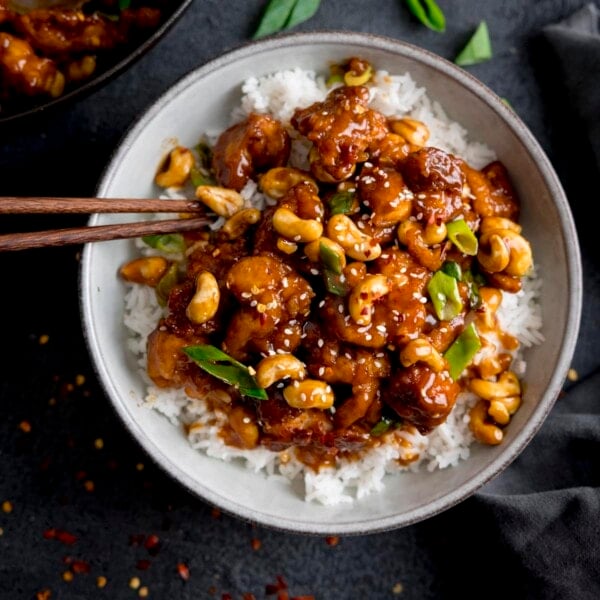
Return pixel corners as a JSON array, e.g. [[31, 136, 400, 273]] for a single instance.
[[253, 0, 320, 39], [183, 345, 267, 400], [427, 270, 464, 321], [455, 21, 493, 66], [404, 0, 446, 33], [319, 242, 343, 275], [441, 260, 462, 281], [444, 323, 481, 380], [327, 190, 355, 215], [446, 218, 478, 256], [142, 233, 185, 254]]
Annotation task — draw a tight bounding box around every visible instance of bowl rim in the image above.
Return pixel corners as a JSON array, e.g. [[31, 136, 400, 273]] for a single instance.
[[0, 0, 193, 126], [81, 30, 583, 535]]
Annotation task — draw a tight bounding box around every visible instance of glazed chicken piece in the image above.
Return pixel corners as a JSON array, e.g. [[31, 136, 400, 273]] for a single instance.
[[381, 363, 460, 434], [0, 31, 64, 97], [291, 85, 388, 182], [211, 112, 291, 191]]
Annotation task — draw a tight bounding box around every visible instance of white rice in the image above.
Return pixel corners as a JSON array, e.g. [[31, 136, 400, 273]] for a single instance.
[[123, 67, 543, 505]]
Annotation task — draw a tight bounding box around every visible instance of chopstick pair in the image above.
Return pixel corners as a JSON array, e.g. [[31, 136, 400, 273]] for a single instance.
[[0, 197, 211, 252]]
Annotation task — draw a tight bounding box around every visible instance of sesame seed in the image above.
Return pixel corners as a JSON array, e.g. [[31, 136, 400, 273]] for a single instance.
[[129, 577, 141, 590]]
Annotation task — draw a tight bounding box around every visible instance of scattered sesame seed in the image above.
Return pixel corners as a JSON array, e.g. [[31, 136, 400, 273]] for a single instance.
[[62, 571, 74, 583], [251, 538, 261, 551], [392, 582, 404, 594], [19, 420, 31, 433], [94, 438, 104, 450], [136, 463, 144, 471], [39, 334, 49, 345], [567, 368, 578, 382], [0, 527, 4, 536], [138, 587, 149, 598], [75, 374, 85, 386], [2, 501, 13, 514], [97, 576, 107, 588], [84, 480, 95, 492]]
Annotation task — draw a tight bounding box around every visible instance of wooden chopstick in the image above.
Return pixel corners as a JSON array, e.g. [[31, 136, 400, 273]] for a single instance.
[[0, 195, 212, 251], [0, 217, 211, 252], [0, 196, 205, 214]]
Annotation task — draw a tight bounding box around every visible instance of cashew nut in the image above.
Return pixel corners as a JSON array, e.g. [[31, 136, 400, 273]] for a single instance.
[[400, 338, 447, 373], [119, 256, 170, 287], [469, 399, 503, 445], [155, 147, 194, 188], [186, 271, 220, 324], [221, 208, 261, 239], [388, 118, 430, 147], [344, 64, 373, 86], [348, 274, 390, 325], [488, 395, 521, 425], [259, 167, 316, 199], [255, 354, 307, 388], [478, 229, 532, 276], [479, 216, 522, 235], [283, 379, 335, 410], [469, 370, 521, 400], [272, 207, 323, 242], [195, 185, 244, 217], [276, 237, 298, 254], [422, 221, 447, 245], [309, 146, 355, 183], [327, 213, 382, 261]]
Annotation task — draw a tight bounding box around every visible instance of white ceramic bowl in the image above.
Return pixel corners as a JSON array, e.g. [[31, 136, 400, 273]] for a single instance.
[[80, 31, 582, 535]]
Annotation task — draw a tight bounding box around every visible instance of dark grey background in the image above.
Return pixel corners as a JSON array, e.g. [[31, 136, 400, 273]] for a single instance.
[[1, 1, 599, 598]]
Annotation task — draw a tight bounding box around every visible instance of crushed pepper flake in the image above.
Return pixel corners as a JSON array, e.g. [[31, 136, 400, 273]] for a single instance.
[[211, 507, 221, 519], [97, 575, 107, 588], [138, 586, 149, 598], [75, 374, 86, 386], [136, 463, 145, 471], [144, 534, 160, 554], [251, 538, 261, 551], [2, 500, 13, 514], [83, 480, 95, 492], [94, 438, 104, 450], [36, 589, 51, 600], [176, 563, 190, 581], [136, 559, 151, 571], [129, 576, 141, 590], [18, 420, 32, 433], [48, 397, 57, 406], [392, 582, 404, 594], [325, 536, 339, 546], [43, 528, 77, 545], [39, 334, 50, 345], [567, 368, 579, 382]]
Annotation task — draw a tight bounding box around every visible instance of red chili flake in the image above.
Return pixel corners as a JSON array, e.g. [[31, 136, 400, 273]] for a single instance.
[[18, 420, 32, 433], [176, 563, 190, 581], [291, 596, 315, 600], [71, 560, 91, 574], [250, 538, 261, 551], [211, 507, 221, 519], [242, 594, 256, 600], [75, 470, 86, 481], [137, 559, 151, 571], [43, 529, 77, 545], [266, 575, 288, 595], [36, 589, 51, 600], [325, 536, 339, 546], [222, 595, 233, 600], [144, 534, 160, 555]]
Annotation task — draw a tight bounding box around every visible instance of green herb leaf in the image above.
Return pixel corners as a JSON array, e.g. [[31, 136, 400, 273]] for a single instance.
[[183, 345, 268, 400], [142, 233, 185, 254], [427, 270, 464, 321], [444, 323, 481, 380], [455, 21, 493, 66], [404, 0, 446, 33], [253, 0, 320, 39]]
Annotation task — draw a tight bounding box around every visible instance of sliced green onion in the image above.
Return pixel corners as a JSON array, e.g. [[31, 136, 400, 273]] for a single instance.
[[455, 21, 493, 66], [190, 166, 214, 188], [155, 262, 179, 307], [370, 416, 396, 437], [446, 218, 478, 256], [319, 242, 343, 275], [183, 345, 267, 400], [326, 73, 344, 87], [427, 270, 464, 321], [441, 260, 462, 281], [404, 0, 446, 33], [444, 323, 481, 380], [324, 269, 349, 296], [142, 233, 185, 254], [253, 0, 320, 39], [328, 190, 355, 215]]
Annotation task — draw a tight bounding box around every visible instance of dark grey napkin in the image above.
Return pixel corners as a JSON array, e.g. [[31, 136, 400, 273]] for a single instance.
[[458, 5, 600, 598]]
